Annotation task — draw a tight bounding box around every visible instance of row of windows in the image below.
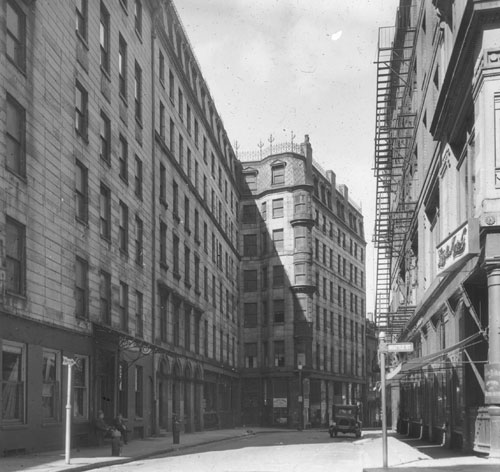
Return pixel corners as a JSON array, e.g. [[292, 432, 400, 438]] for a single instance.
[[337, 230, 365, 262], [314, 308, 365, 342], [242, 164, 286, 192], [157, 5, 236, 172], [157, 295, 236, 366], [1, 341, 90, 424], [244, 340, 364, 376]]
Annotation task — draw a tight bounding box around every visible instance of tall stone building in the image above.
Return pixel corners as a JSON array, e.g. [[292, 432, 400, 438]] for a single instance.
[[0, 0, 239, 452], [0, 0, 367, 453], [374, 0, 500, 457], [238, 137, 366, 428]]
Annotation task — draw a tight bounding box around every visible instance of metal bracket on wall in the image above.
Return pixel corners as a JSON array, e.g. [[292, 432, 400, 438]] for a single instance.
[[460, 284, 487, 340]]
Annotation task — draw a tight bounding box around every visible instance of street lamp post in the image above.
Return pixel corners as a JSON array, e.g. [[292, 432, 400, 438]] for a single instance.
[[298, 364, 303, 430], [63, 356, 77, 465]]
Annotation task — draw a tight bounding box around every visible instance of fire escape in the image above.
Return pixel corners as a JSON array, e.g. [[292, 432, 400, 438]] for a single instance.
[[373, 5, 417, 340]]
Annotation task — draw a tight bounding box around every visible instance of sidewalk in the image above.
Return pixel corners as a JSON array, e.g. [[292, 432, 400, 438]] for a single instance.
[[0, 427, 283, 472], [362, 432, 500, 471]]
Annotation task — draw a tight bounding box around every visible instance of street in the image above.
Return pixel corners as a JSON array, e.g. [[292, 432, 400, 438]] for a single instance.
[[92, 430, 387, 472]]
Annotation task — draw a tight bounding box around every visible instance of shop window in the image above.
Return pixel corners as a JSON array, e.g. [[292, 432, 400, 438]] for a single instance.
[[73, 355, 88, 421], [1, 341, 25, 423], [42, 349, 60, 422]]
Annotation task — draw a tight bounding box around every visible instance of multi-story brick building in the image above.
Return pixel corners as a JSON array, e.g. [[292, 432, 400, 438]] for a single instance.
[[0, 0, 367, 454], [238, 137, 366, 428], [374, 0, 500, 457]]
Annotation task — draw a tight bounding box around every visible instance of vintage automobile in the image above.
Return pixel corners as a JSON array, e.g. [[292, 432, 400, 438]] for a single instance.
[[329, 404, 362, 438]]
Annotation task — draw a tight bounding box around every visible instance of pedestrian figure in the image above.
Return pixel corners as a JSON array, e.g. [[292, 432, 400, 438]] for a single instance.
[[113, 413, 129, 444], [95, 410, 111, 446]]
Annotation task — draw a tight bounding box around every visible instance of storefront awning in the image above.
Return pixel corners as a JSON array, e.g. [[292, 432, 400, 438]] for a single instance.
[[387, 330, 486, 381]]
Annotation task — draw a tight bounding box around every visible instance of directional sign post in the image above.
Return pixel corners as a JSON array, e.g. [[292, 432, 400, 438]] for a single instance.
[[378, 338, 413, 468]]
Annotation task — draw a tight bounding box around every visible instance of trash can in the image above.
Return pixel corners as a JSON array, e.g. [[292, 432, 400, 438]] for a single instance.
[[173, 416, 180, 444], [110, 428, 122, 456]]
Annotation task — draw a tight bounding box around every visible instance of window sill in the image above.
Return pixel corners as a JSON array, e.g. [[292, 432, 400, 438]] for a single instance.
[[100, 66, 111, 82], [160, 262, 169, 271], [173, 272, 181, 280]]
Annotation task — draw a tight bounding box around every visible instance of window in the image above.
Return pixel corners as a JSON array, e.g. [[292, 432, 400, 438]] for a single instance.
[[134, 0, 142, 36], [194, 119, 199, 147], [159, 101, 165, 139], [134, 62, 142, 123], [6, 217, 25, 295], [73, 355, 88, 420], [135, 155, 143, 199], [135, 290, 143, 337], [272, 198, 284, 218], [1, 341, 25, 423], [158, 222, 167, 267], [6, 94, 25, 176], [242, 204, 257, 224], [294, 263, 306, 285], [135, 215, 143, 265], [74, 161, 89, 223], [134, 365, 143, 418], [272, 229, 284, 252], [159, 50, 165, 84], [184, 196, 190, 232], [243, 234, 258, 257], [100, 111, 111, 163], [184, 246, 190, 285], [75, 0, 88, 42], [271, 164, 285, 185], [274, 341, 285, 367], [75, 256, 88, 319], [159, 290, 168, 342], [194, 209, 199, 242], [243, 270, 258, 292], [273, 265, 284, 288], [184, 307, 191, 350], [186, 105, 191, 134], [119, 135, 128, 182], [273, 299, 284, 323], [243, 172, 257, 191], [100, 270, 111, 324], [99, 184, 111, 240], [194, 255, 200, 293], [6, 0, 26, 70], [119, 281, 128, 331], [168, 227, 179, 274], [118, 360, 128, 416], [173, 180, 179, 218], [178, 133, 184, 167], [294, 226, 307, 251], [99, 3, 110, 73], [119, 201, 129, 254], [118, 34, 127, 99], [178, 88, 183, 120], [75, 81, 88, 138], [244, 303, 257, 327], [244, 343, 257, 368]]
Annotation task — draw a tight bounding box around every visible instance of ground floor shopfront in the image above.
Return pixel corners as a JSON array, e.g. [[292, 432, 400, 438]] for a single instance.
[[389, 228, 500, 457], [0, 316, 240, 454], [241, 371, 365, 428]]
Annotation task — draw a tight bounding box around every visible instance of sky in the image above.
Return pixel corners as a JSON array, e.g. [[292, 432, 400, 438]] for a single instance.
[[176, 0, 401, 314]]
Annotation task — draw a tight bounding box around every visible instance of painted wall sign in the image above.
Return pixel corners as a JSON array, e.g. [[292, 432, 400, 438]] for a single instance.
[[436, 219, 479, 276]]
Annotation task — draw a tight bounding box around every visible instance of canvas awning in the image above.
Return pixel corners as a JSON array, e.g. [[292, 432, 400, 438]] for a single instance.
[[387, 330, 486, 381]]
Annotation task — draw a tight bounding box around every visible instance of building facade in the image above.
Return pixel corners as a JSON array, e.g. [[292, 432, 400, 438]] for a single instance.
[[0, 0, 368, 454], [238, 137, 367, 428], [0, 0, 240, 453], [374, 0, 500, 457]]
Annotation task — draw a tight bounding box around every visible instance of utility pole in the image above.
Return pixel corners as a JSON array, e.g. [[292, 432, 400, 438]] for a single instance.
[[63, 356, 77, 465]]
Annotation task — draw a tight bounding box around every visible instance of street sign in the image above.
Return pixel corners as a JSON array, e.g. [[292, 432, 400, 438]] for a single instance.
[[386, 342, 414, 353]]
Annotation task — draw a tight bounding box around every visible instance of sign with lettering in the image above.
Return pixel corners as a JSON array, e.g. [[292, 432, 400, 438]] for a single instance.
[[485, 363, 500, 404], [273, 397, 287, 408], [436, 220, 479, 276], [386, 342, 414, 353]]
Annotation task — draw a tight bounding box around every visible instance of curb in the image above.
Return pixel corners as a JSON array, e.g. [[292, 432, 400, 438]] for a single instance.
[[59, 429, 288, 472]]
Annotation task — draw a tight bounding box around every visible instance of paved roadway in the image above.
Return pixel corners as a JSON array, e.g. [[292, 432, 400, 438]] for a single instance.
[[93, 430, 375, 472]]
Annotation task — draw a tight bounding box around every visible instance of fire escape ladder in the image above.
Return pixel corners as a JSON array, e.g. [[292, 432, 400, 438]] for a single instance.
[[373, 8, 416, 339]]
